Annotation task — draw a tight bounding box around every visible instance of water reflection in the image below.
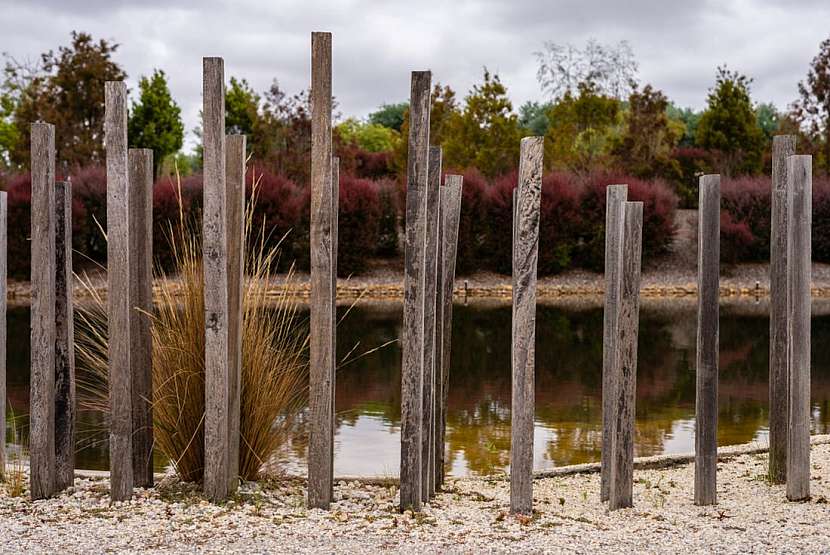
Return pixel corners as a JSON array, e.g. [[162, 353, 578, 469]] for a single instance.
[[5, 301, 830, 477]]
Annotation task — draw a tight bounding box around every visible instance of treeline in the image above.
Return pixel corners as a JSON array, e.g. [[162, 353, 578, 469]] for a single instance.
[[3, 33, 830, 201], [2, 33, 830, 277]]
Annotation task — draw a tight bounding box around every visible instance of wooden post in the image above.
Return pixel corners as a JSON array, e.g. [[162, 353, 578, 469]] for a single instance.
[[436, 175, 463, 489], [400, 70, 431, 512], [309, 31, 335, 509], [0, 192, 5, 481], [202, 57, 229, 502], [609, 201, 643, 511], [127, 149, 154, 489], [433, 181, 444, 492], [601, 184, 627, 502], [105, 82, 133, 502], [786, 154, 811, 501], [695, 175, 720, 506], [769, 135, 796, 484], [330, 156, 339, 497], [54, 180, 74, 492], [422, 146, 441, 500], [225, 135, 245, 492], [30, 123, 56, 500], [510, 137, 543, 515]]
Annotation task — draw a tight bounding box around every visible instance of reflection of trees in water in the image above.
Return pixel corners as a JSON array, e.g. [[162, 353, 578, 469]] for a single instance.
[[7, 304, 830, 475]]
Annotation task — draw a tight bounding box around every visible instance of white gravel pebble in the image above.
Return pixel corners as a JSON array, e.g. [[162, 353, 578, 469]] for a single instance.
[[3, 442, 830, 554]]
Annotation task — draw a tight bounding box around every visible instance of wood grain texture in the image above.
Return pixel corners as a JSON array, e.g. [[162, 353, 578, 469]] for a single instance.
[[0, 193, 5, 480], [225, 135, 245, 492], [54, 181, 75, 492], [695, 175, 720, 506], [105, 82, 133, 502], [609, 201, 643, 511], [400, 70, 431, 512], [510, 137, 543, 515], [436, 175, 462, 489], [331, 156, 339, 496], [786, 155, 811, 502], [433, 182, 444, 491], [127, 149, 154, 489], [422, 146, 441, 500], [308, 32, 335, 509], [30, 123, 56, 500], [769, 135, 796, 484], [601, 184, 627, 502], [202, 58, 229, 502]]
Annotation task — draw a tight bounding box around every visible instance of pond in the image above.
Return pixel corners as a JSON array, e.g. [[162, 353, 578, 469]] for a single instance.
[[5, 300, 830, 477]]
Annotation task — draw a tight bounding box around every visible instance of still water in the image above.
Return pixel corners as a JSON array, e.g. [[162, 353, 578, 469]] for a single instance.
[[5, 300, 830, 477]]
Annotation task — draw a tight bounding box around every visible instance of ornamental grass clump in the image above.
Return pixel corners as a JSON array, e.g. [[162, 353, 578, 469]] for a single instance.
[[76, 170, 308, 482]]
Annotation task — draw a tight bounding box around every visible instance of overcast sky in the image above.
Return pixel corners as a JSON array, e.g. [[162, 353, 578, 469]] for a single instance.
[[2, 0, 828, 149]]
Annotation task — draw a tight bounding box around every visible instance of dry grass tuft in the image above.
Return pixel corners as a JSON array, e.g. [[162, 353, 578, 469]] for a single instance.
[[76, 169, 308, 482], [2, 409, 27, 497]]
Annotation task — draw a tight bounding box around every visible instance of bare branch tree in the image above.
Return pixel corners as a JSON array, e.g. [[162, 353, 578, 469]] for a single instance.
[[534, 39, 639, 100]]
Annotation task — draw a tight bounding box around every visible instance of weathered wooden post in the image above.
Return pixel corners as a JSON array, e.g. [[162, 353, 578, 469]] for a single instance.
[[510, 136, 543, 515], [202, 57, 230, 502], [601, 184, 627, 502], [330, 156, 339, 497], [435, 175, 463, 489], [422, 146, 441, 500], [30, 123, 56, 500], [225, 135, 245, 492], [0, 192, 5, 480], [308, 31, 335, 509], [786, 154, 812, 501], [695, 174, 720, 506], [105, 82, 133, 501], [609, 201, 643, 511], [400, 70, 431, 512], [128, 149, 154, 488], [54, 180, 75, 491], [769, 135, 796, 483]]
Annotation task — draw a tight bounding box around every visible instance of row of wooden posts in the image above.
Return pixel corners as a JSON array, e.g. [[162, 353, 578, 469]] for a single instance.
[[18, 30, 813, 513]]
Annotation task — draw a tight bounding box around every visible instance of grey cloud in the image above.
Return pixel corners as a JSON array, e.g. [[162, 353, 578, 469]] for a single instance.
[[0, 0, 827, 149]]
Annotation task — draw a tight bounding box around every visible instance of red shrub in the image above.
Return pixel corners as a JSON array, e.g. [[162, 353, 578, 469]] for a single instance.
[[454, 169, 489, 275], [152, 173, 204, 271], [486, 171, 581, 276], [6, 173, 32, 278], [247, 166, 303, 271], [720, 176, 771, 262], [578, 173, 678, 271], [814, 176, 830, 263], [538, 172, 581, 275], [338, 175, 382, 275]]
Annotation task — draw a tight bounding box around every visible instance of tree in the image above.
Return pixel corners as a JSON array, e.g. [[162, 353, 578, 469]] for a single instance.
[[250, 80, 312, 184], [667, 104, 702, 147], [792, 36, 830, 174], [127, 69, 184, 178], [544, 83, 622, 174], [368, 102, 408, 131], [335, 118, 399, 152], [696, 66, 765, 176], [755, 102, 780, 141], [8, 31, 126, 167], [612, 84, 681, 178], [535, 39, 638, 100], [393, 83, 459, 176], [0, 91, 18, 169], [518, 101, 551, 135], [442, 69, 522, 177], [225, 77, 259, 136]]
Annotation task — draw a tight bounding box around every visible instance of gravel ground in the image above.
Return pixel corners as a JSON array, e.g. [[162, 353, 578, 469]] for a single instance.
[[4, 440, 830, 554]]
